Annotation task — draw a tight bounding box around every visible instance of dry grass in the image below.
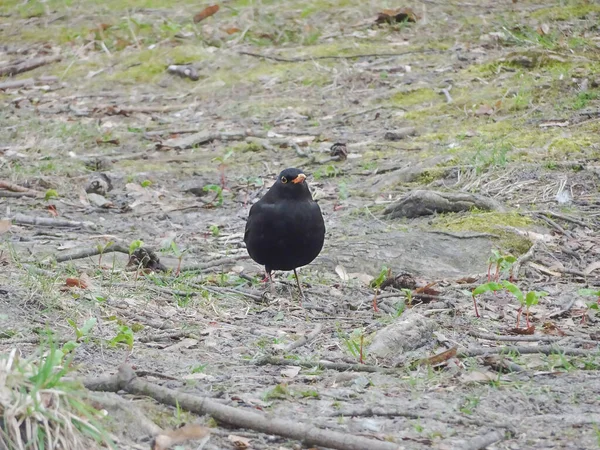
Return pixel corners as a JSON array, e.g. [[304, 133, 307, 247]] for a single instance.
[[0, 346, 113, 450]]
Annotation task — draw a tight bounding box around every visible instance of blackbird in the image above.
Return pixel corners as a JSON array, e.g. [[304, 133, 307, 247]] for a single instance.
[[244, 168, 325, 300]]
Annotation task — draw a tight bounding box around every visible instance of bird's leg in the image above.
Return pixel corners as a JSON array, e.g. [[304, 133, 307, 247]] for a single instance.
[[293, 268, 305, 306], [269, 271, 275, 295]]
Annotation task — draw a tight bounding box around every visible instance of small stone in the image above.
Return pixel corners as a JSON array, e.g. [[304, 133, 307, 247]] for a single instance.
[[87, 193, 113, 208]]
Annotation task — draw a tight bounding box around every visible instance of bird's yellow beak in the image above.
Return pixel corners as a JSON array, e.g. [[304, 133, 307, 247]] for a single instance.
[[292, 173, 306, 184]]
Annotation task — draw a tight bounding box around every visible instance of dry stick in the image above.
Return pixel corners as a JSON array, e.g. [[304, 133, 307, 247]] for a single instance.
[[0, 55, 62, 76], [458, 345, 597, 358], [537, 210, 587, 228], [535, 213, 570, 237], [283, 323, 323, 353], [179, 255, 250, 273], [512, 240, 540, 279], [0, 75, 59, 90], [0, 191, 39, 198], [447, 430, 506, 450], [0, 180, 41, 195], [12, 214, 97, 230], [238, 49, 443, 63], [55, 245, 130, 263], [84, 365, 402, 450], [468, 330, 562, 342], [253, 356, 398, 374]]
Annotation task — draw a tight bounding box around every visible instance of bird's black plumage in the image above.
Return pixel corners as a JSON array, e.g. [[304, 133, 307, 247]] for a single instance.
[[244, 168, 325, 295]]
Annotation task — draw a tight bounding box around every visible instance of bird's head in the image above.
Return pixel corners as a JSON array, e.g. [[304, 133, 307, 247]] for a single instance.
[[272, 168, 311, 199]]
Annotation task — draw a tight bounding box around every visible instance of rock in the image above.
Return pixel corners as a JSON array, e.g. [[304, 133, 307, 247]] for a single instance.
[[87, 193, 113, 208], [368, 311, 436, 358], [317, 229, 495, 279], [383, 189, 504, 219], [383, 127, 417, 141]]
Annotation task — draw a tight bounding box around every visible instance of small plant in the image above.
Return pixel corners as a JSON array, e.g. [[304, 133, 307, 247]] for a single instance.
[[96, 241, 113, 266], [190, 363, 208, 374], [263, 384, 290, 401], [212, 149, 234, 189], [577, 288, 600, 324], [44, 189, 59, 201], [166, 239, 188, 276], [203, 184, 224, 207], [140, 179, 152, 188], [109, 325, 134, 350], [471, 282, 503, 318], [341, 328, 367, 364], [502, 281, 547, 328], [63, 318, 97, 354], [487, 249, 516, 282], [209, 224, 220, 237], [129, 239, 144, 255]]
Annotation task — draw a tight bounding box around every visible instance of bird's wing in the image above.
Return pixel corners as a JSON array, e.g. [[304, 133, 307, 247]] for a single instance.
[[244, 201, 269, 242]]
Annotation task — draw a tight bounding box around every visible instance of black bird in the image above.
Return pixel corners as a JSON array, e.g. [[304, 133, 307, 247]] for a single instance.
[[244, 168, 325, 300]]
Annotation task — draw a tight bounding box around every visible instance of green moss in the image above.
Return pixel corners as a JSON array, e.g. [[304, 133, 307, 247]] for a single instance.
[[107, 45, 211, 83], [416, 168, 446, 184], [530, 3, 600, 21], [432, 211, 533, 255], [390, 88, 439, 108]]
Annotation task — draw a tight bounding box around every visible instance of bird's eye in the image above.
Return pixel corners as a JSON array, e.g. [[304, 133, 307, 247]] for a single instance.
[[281, 176, 288, 183]]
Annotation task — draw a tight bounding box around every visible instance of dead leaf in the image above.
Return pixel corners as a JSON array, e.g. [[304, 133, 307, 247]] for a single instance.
[[65, 277, 89, 289], [509, 326, 535, 335], [542, 322, 566, 336], [224, 27, 241, 34], [335, 264, 349, 282], [47, 204, 58, 217], [153, 424, 210, 450], [537, 23, 550, 35], [280, 366, 301, 378], [228, 434, 251, 449], [418, 347, 457, 366], [0, 219, 11, 234], [475, 104, 494, 116], [194, 4, 219, 23], [376, 7, 418, 24]]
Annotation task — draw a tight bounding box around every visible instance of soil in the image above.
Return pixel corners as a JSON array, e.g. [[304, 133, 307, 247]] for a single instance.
[[1, 0, 600, 449]]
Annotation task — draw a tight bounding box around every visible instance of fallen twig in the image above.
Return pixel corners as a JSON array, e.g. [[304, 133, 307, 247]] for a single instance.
[[0, 55, 62, 77], [238, 49, 443, 63], [283, 323, 323, 353], [179, 255, 250, 273], [0, 180, 42, 196], [0, 75, 59, 90], [12, 214, 97, 230], [55, 245, 130, 263], [253, 356, 398, 374], [83, 365, 401, 450], [483, 355, 525, 373], [458, 345, 596, 358], [536, 210, 587, 228], [444, 430, 506, 450], [512, 240, 540, 279], [468, 330, 562, 342]]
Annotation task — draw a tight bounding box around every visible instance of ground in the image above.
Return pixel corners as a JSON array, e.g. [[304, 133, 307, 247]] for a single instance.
[[1, 0, 600, 449]]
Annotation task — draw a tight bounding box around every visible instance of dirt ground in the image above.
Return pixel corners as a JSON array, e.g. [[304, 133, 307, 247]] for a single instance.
[[2, 0, 600, 449]]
